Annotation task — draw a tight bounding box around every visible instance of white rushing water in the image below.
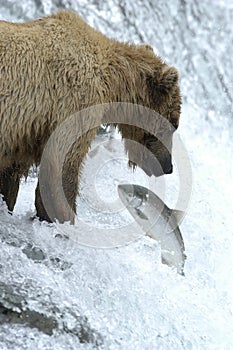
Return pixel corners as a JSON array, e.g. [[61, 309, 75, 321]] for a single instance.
[[0, 1, 233, 349]]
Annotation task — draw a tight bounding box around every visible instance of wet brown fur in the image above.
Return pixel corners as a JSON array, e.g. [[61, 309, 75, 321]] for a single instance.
[[0, 10, 181, 222]]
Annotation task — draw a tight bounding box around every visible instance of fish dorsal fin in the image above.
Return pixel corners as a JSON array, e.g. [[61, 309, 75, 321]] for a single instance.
[[171, 209, 185, 223]]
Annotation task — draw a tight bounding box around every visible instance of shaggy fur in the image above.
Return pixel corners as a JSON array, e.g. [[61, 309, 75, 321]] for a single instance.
[[0, 10, 181, 223]]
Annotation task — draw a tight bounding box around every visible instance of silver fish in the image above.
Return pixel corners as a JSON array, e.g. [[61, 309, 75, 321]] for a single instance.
[[118, 184, 186, 275]]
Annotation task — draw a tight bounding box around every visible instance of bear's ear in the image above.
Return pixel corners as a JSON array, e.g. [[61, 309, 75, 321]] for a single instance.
[[140, 44, 154, 52], [158, 66, 179, 94], [147, 66, 179, 100]]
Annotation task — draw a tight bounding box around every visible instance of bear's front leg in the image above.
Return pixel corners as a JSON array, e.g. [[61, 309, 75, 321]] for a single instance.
[[35, 175, 76, 224], [0, 163, 21, 212], [34, 142, 81, 224], [35, 125, 98, 224], [35, 180, 53, 223]]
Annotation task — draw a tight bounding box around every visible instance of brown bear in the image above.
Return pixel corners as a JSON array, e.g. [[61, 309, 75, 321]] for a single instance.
[[0, 10, 181, 223]]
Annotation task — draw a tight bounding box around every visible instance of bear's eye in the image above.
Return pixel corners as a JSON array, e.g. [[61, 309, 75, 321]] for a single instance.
[[143, 133, 158, 144], [170, 116, 179, 130]]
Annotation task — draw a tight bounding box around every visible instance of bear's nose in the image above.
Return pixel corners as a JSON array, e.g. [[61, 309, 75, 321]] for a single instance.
[[163, 162, 173, 174], [161, 159, 173, 175]]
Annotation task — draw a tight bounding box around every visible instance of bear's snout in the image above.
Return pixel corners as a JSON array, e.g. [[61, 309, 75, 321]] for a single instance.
[[142, 152, 173, 177]]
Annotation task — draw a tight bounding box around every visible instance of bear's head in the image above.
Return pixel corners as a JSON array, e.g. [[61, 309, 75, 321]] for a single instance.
[[143, 65, 181, 176], [119, 62, 181, 177]]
